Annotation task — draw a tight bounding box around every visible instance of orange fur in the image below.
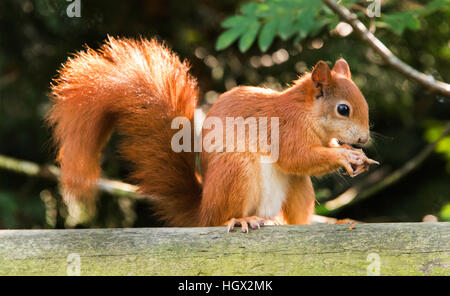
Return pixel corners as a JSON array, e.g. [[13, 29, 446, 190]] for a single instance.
[[282, 176, 315, 225], [47, 36, 201, 226], [47, 37, 371, 227]]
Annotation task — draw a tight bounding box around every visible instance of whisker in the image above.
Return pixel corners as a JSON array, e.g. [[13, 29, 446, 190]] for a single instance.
[[370, 131, 393, 141]]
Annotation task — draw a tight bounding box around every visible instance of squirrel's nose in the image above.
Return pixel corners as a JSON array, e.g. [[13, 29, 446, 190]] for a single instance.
[[358, 135, 369, 145]]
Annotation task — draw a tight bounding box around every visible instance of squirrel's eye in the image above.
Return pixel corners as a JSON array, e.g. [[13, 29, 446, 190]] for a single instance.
[[337, 104, 350, 117]]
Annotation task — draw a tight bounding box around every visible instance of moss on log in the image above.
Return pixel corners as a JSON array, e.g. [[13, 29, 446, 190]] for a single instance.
[[0, 223, 449, 276]]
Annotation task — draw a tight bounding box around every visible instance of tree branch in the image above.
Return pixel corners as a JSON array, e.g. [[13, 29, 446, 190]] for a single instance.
[[322, 0, 450, 97], [0, 155, 145, 200]]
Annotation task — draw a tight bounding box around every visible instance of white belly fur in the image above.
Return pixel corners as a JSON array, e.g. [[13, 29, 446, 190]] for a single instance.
[[258, 159, 289, 218]]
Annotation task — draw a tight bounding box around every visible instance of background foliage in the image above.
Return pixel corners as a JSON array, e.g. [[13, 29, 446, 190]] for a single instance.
[[0, 0, 449, 229]]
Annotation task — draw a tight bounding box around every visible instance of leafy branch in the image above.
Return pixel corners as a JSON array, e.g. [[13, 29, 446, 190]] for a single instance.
[[322, 0, 449, 96], [216, 0, 450, 96], [216, 0, 332, 52]]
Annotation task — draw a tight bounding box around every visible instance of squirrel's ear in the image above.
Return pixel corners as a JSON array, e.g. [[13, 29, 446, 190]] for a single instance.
[[311, 61, 331, 86], [332, 58, 351, 79]]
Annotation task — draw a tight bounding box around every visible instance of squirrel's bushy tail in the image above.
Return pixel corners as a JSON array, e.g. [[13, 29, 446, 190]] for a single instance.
[[46, 36, 201, 226]]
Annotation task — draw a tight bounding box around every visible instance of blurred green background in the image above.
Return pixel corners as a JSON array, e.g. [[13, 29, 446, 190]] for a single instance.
[[0, 0, 449, 229]]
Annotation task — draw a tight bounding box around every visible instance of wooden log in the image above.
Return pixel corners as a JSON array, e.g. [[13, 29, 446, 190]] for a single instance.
[[0, 223, 449, 275]]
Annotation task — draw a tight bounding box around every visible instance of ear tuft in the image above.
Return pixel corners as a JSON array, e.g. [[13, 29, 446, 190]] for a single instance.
[[332, 58, 351, 79], [311, 61, 331, 85]]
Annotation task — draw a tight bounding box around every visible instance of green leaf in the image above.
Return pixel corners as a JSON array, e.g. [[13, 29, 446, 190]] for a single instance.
[[241, 2, 273, 18], [238, 20, 261, 52], [440, 204, 450, 221], [253, 3, 272, 18], [296, 8, 316, 36], [216, 26, 245, 51], [241, 2, 259, 16], [378, 12, 421, 35], [258, 19, 278, 52], [423, 0, 450, 15], [309, 18, 332, 37], [278, 15, 297, 40], [221, 15, 248, 28], [302, 0, 324, 11]]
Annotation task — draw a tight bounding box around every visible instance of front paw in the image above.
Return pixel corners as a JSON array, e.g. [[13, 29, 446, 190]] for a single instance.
[[337, 148, 378, 177]]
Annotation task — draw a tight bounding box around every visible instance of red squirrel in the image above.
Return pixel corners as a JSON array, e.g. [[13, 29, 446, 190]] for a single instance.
[[47, 36, 377, 232]]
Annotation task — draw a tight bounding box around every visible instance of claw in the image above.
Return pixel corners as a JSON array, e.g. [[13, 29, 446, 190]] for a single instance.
[[225, 216, 267, 232], [227, 221, 234, 232], [248, 219, 260, 230], [366, 158, 380, 165], [241, 220, 249, 233]]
